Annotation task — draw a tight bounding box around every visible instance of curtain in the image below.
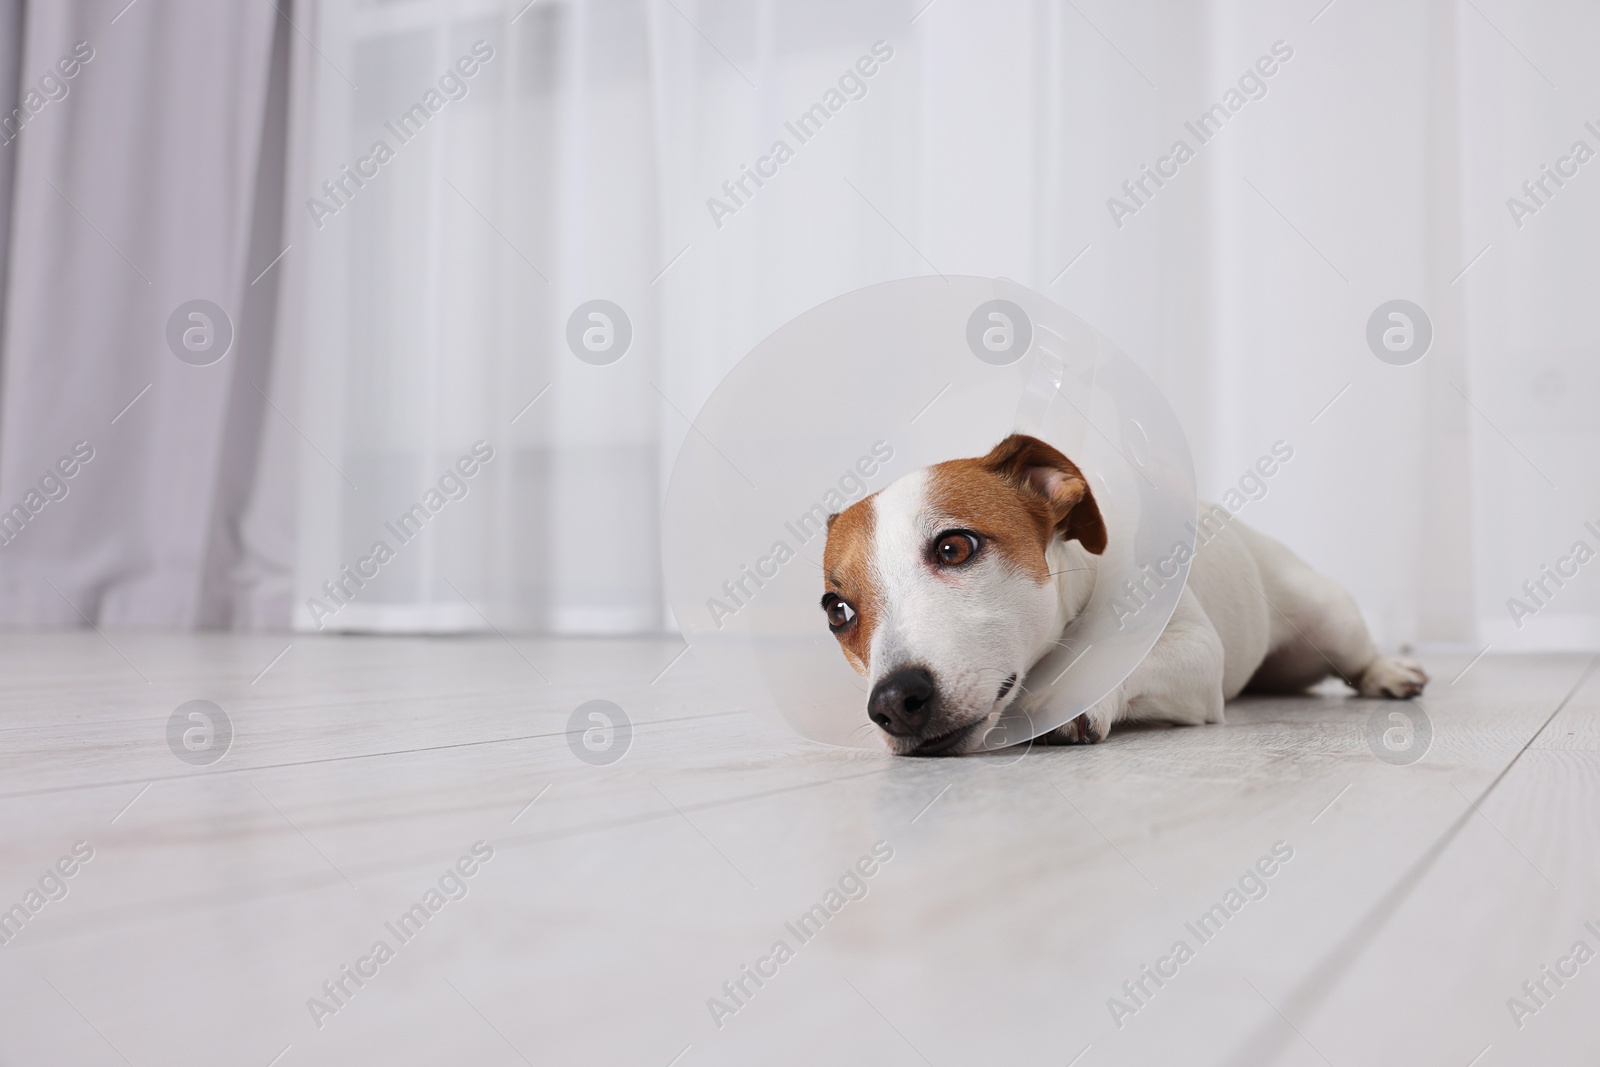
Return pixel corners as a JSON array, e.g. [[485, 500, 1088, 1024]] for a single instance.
[[1, 0, 1595, 652], [0, 0, 288, 627]]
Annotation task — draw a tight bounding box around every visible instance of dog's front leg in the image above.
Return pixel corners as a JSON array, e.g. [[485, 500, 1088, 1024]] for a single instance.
[[1040, 586, 1226, 745], [1040, 685, 1126, 744]]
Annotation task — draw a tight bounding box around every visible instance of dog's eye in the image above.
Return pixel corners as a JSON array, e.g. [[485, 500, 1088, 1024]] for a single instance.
[[822, 595, 856, 631], [933, 530, 980, 567]]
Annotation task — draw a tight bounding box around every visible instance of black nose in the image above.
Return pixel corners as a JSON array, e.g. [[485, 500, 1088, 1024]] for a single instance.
[[868, 667, 937, 737]]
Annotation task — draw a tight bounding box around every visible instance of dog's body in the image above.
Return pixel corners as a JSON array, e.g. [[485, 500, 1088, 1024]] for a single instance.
[[820, 434, 1426, 756]]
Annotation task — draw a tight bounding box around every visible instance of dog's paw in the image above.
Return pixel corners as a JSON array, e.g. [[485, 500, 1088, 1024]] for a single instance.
[[1358, 656, 1427, 699], [1041, 698, 1117, 745], [1044, 713, 1107, 744]]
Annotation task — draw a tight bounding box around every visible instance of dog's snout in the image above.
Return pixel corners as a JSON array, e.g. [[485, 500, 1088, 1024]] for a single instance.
[[867, 666, 937, 736]]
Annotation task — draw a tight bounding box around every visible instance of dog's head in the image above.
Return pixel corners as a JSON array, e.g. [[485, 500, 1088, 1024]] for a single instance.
[[820, 434, 1106, 756]]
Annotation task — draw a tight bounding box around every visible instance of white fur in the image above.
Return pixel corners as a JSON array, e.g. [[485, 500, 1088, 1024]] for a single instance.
[[866, 472, 1063, 754]]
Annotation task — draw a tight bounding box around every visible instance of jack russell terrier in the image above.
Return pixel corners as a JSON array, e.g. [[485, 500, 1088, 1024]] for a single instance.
[[820, 434, 1427, 756]]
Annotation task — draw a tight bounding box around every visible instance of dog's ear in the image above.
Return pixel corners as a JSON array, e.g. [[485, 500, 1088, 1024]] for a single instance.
[[980, 434, 1107, 554], [826, 512, 840, 532]]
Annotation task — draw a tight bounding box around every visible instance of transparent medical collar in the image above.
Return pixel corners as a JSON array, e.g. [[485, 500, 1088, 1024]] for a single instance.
[[662, 277, 1196, 750]]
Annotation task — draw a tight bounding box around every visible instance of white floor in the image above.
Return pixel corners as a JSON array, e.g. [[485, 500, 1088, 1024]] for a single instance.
[[0, 634, 1595, 1067]]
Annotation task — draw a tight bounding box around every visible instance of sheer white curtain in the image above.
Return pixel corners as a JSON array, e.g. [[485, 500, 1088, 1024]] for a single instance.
[[269, 0, 1597, 649], [0, 0, 289, 628], [1454, 3, 1600, 651]]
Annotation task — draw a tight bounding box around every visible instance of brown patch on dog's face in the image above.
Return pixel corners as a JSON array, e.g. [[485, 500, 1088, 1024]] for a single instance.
[[925, 434, 1105, 581], [982, 434, 1107, 553], [925, 460, 1055, 582], [820, 494, 879, 674]]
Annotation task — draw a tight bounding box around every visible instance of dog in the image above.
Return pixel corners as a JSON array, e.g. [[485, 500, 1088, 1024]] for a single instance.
[[820, 434, 1427, 756]]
